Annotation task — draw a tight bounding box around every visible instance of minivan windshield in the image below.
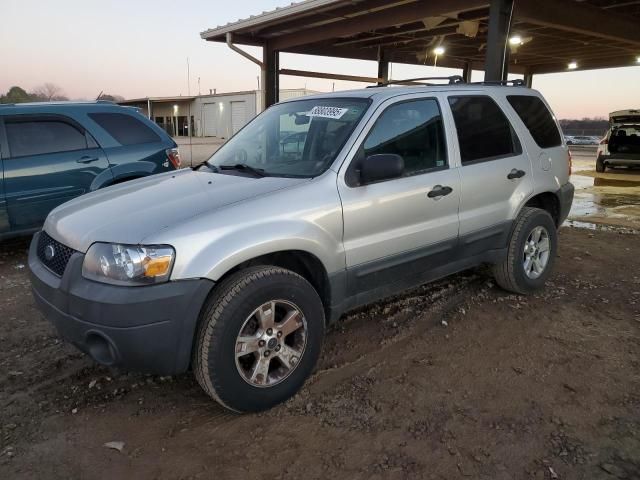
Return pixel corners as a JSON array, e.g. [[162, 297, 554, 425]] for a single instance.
[[206, 98, 370, 178]]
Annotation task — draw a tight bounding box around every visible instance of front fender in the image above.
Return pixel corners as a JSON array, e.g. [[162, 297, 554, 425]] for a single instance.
[[170, 218, 345, 281]]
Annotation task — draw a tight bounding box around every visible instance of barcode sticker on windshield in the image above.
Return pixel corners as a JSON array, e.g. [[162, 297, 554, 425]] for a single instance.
[[308, 106, 349, 119]]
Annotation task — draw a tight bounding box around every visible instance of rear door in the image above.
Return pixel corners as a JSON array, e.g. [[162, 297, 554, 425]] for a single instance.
[[3, 114, 111, 230], [447, 94, 533, 254]]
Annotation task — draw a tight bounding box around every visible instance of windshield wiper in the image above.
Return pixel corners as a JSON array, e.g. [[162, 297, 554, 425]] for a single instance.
[[217, 164, 268, 177]]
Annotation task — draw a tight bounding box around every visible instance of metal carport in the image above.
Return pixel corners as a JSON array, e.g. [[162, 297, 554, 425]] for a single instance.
[[201, 0, 640, 108]]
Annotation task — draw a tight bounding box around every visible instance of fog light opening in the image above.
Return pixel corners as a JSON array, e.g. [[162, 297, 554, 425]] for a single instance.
[[85, 333, 118, 366]]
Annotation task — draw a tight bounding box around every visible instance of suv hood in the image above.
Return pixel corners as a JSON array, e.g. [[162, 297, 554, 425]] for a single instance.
[[44, 169, 307, 252]]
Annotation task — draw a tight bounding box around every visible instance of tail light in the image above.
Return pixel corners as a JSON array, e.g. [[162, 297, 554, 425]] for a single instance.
[[599, 137, 608, 145], [165, 148, 181, 169], [568, 149, 572, 176]]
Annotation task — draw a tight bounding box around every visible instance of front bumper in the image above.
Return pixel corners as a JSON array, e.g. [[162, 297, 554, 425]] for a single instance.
[[28, 232, 214, 375], [557, 182, 575, 225]]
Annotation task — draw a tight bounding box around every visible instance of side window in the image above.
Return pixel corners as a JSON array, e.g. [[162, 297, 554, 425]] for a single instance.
[[6, 119, 88, 158], [362, 98, 447, 176], [448, 96, 521, 164], [89, 112, 160, 145], [507, 95, 562, 148]]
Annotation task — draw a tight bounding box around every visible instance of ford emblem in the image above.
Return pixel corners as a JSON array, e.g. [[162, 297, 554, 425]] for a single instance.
[[44, 244, 56, 261]]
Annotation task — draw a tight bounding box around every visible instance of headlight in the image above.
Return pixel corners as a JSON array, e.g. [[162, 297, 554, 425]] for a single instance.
[[82, 243, 175, 286]]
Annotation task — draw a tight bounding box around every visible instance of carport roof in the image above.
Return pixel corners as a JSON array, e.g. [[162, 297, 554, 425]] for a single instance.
[[119, 96, 197, 105], [201, 0, 640, 74]]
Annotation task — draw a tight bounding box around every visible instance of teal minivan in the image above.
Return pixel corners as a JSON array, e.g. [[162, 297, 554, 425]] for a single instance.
[[0, 101, 180, 240]]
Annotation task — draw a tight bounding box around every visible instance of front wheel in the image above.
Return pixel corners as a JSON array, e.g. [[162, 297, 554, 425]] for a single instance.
[[493, 207, 558, 295], [193, 266, 325, 412]]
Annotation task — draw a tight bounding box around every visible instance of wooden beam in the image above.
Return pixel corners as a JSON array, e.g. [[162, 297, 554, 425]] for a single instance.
[[530, 55, 640, 74], [270, 0, 489, 50], [514, 0, 640, 47], [280, 68, 382, 84]]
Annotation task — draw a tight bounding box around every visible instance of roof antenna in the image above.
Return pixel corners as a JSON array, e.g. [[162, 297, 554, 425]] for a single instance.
[[96, 90, 103, 101]]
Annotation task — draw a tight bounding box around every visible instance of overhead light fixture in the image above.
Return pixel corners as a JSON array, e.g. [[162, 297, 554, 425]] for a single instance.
[[509, 35, 523, 45], [508, 34, 532, 54], [637, 56, 640, 63], [568, 61, 578, 70], [433, 46, 445, 56]]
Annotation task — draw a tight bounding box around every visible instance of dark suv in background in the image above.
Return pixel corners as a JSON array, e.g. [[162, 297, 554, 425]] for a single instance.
[[0, 101, 180, 240]]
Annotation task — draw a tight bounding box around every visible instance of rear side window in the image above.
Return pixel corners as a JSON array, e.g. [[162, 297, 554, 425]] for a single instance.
[[89, 112, 160, 145], [448, 96, 521, 164], [507, 95, 562, 148], [6, 119, 87, 158], [363, 98, 447, 175]]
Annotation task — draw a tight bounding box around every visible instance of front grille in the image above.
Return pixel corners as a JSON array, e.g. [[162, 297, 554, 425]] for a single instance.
[[37, 231, 77, 277]]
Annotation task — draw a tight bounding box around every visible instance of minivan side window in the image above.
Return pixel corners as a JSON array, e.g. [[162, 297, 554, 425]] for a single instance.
[[89, 112, 160, 146], [507, 95, 562, 148], [6, 119, 88, 158], [361, 98, 447, 176], [448, 96, 521, 165]]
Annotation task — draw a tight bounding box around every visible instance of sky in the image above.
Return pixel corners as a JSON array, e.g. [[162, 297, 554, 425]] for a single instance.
[[1, 0, 639, 119]]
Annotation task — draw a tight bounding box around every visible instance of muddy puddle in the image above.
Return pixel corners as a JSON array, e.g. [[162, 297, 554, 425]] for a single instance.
[[567, 154, 640, 230]]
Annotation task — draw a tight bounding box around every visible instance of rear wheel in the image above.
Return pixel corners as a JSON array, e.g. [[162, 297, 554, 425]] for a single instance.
[[596, 156, 606, 173], [193, 266, 325, 412], [493, 207, 557, 294]]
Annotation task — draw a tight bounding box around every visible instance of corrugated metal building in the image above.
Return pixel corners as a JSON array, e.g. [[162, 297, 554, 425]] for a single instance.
[[119, 88, 317, 139]]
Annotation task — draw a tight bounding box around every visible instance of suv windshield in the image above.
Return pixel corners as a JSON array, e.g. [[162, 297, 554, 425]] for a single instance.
[[206, 98, 370, 177]]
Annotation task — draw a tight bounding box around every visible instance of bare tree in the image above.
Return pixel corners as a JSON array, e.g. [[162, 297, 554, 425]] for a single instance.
[[32, 83, 68, 101], [97, 93, 125, 102]]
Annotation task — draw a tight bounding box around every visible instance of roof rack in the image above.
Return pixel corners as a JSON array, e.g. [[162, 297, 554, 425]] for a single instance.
[[467, 79, 527, 87], [369, 76, 529, 88], [368, 75, 465, 88], [0, 100, 119, 108]]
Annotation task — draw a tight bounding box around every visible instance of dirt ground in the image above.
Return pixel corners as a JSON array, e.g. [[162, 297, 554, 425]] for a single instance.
[[1, 225, 639, 480]]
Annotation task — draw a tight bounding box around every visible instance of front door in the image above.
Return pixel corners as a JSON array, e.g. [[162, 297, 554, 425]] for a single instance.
[[338, 96, 460, 298], [3, 114, 111, 231]]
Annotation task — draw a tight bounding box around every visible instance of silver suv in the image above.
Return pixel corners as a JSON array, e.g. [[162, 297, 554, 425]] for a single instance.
[[29, 83, 574, 412]]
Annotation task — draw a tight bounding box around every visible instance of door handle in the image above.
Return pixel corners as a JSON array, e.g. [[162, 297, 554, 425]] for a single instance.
[[427, 185, 453, 198], [77, 155, 99, 164], [507, 168, 526, 179]]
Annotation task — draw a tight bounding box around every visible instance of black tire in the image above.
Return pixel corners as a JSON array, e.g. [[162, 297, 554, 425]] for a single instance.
[[193, 266, 325, 412], [596, 156, 606, 173], [492, 207, 558, 295]]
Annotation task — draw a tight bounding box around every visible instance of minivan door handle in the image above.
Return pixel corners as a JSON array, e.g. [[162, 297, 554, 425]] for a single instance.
[[427, 185, 453, 199], [77, 155, 100, 164], [507, 168, 526, 179]]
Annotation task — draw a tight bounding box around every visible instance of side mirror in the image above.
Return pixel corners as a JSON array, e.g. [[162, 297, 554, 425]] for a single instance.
[[360, 154, 404, 184]]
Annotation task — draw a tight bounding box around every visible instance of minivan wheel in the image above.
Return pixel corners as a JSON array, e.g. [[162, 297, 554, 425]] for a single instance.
[[596, 156, 606, 173], [193, 266, 325, 412], [492, 207, 558, 295]]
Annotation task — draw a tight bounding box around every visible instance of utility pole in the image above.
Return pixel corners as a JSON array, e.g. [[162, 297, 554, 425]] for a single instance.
[[187, 57, 191, 96]]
